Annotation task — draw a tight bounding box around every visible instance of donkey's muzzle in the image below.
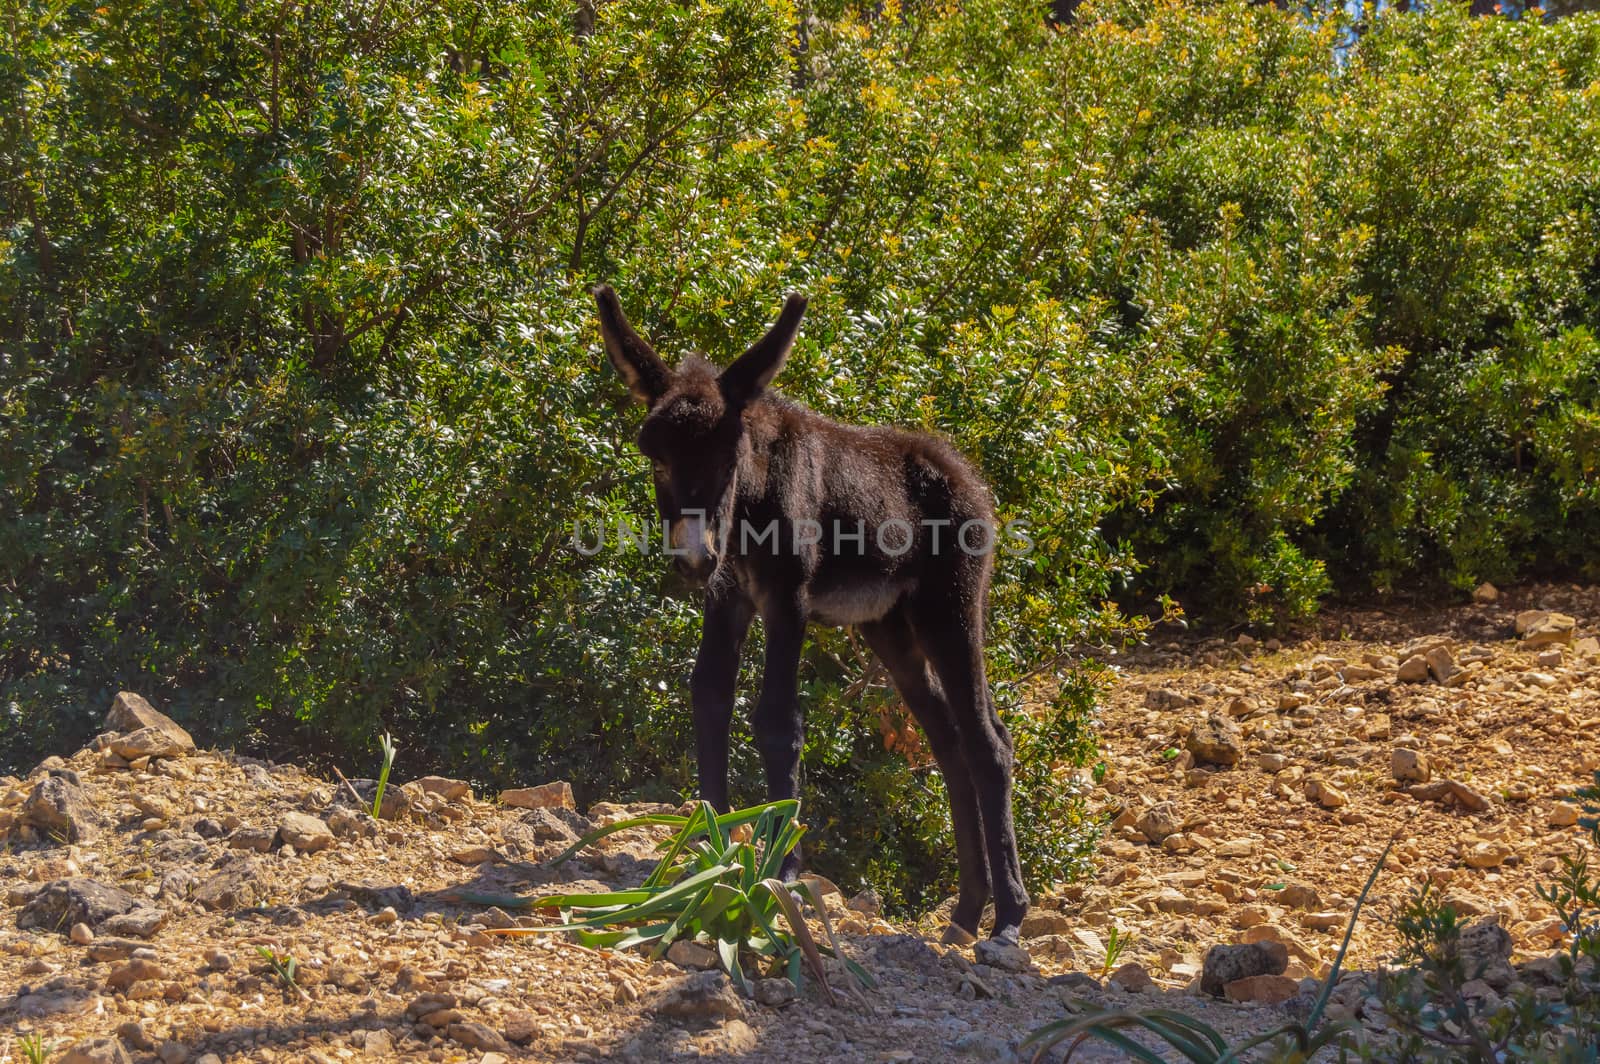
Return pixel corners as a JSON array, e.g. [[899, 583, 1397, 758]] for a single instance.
[[668, 514, 718, 582]]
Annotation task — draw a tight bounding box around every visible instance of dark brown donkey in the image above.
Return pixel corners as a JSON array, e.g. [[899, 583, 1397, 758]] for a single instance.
[[594, 284, 1027, 943]]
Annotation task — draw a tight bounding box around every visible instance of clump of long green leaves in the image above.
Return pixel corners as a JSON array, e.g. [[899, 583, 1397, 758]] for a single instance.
[[1020, 836, 1397, 1063], [466, 799, 873, 1002]]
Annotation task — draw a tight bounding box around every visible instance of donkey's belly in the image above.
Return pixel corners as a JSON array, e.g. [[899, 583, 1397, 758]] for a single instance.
[[807, 582, 907, 627]]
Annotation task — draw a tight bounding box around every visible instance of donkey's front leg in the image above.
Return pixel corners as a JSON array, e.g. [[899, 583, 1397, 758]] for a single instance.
[[751, 603, 806, 878], [691, 591, 754, 813]]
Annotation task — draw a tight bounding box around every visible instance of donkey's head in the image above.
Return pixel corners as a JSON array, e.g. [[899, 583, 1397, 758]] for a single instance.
[[594, 285, 807, 580]]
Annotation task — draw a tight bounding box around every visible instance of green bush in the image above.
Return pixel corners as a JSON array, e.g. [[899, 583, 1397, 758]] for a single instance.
[[4, 0, 1599, 908]]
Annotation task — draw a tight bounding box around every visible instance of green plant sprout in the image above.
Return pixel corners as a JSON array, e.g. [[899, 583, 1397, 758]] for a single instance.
[[372, 731, 397, 820]]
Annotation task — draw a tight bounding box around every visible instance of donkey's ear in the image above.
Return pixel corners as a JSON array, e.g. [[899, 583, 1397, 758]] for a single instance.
[[594, 284, 672, 406], [720, 293, 807, 408]]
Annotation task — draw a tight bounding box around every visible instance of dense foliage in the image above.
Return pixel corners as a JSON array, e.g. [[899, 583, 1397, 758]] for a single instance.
[[4, 0, 1599, 908]]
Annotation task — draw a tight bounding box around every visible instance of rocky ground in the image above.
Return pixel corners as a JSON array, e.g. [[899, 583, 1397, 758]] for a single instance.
[[2, 583, 1597, 1063]]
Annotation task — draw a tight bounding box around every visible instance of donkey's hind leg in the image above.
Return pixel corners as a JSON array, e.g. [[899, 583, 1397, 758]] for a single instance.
[[859, 605, 992, 940], [910, 598, 1028, 941]]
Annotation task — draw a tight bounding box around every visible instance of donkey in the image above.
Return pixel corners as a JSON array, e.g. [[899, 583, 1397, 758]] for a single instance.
[[594, 284, 1027, 943]]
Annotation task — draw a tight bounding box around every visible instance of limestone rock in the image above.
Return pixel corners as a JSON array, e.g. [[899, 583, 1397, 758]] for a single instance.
[[1472, 582, 1498, 604], [1396, 655, 1430, 683], [1223, 974, 1300, 1004], [1186, 715, 1243, 766], [22, 775, 99, 842], [654, 971, 746, 1021], [1201, 941, 1288, 997], [414, 776, 471, 801], [18, 878, 142, 933], [1425, 646, 1457, 684], [665, 939, 718, 970], [974, 937, 1032, 973], [59, 1040, 131, 1064], [1107, 962, 1154, 992], [278, 812, 334, 853], [104, 692, 195, 756], [1137, 801, 1183, 844], [1549, 802, 1581, 828], [1391, 748, 1430, 784], [500, 781, 575, 810], [1516, 610, 1576, 648], [445, 1022, 511, 1054]]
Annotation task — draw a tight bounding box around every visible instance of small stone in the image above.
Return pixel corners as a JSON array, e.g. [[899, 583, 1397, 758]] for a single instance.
[[501, 1011, 537, 1044], [101, 906, 167, 939], [450, 845, 497, 865], [1472, 582, 1498, 604], [1574, 636, 1600, 659], [1278, 881, 1322, 911], [1465, 840, 1513, 869], [1304, 778, 1348, 809], [445, 1022, 511, 1054], [1447, 780, 1492, 813], [1425, 646, 1457, 684], [405, 992, 458, 1021], [1186, 714, 1243, 766], [753, 977, 798, 1006], [499, 781, 575, 810], [115, 1020, 154, 1051], [1396, 655, 1430, 683], [1201, 941, 1288, 997], [1391, 748, 1430, 784], [1108, 962, 1154, 992], [1144, 687, 1192, 710], [106, 958, 167, 991], [846, 888, 882, 916], [1223, 974, 1300, 1004], [157, 1041, 190, 1064], [1549, 802, 1581, 828], [278, 811, 335, 853], [666, 939, 719, 970], [230, 825, 277, 852], [59, 1039, 132, 1064], [1258, 752, 1288, 773], [1136, 800, 1183, 844], [414, 776, 472, 801], [654, 971, 746, 1020], [1019, 909, 1073, 938], [70, 921, 94, 945], [369, 905, 399, 926], [974, 937, 1032, 973]]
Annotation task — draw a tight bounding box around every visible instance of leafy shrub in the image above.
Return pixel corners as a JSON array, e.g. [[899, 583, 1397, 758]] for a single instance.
[[4, 0, 1600, 909]]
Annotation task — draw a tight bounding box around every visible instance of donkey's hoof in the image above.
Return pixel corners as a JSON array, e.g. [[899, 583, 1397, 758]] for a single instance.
[[940, 923, 979, 947], [989, 924, 1022, 948]]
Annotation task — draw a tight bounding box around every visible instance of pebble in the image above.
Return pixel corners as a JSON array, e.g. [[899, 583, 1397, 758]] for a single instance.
[[70, 921, 94, 945]]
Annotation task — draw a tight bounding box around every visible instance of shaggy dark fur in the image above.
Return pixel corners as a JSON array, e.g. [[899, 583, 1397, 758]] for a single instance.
[[594, 284, 1027, 942]]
